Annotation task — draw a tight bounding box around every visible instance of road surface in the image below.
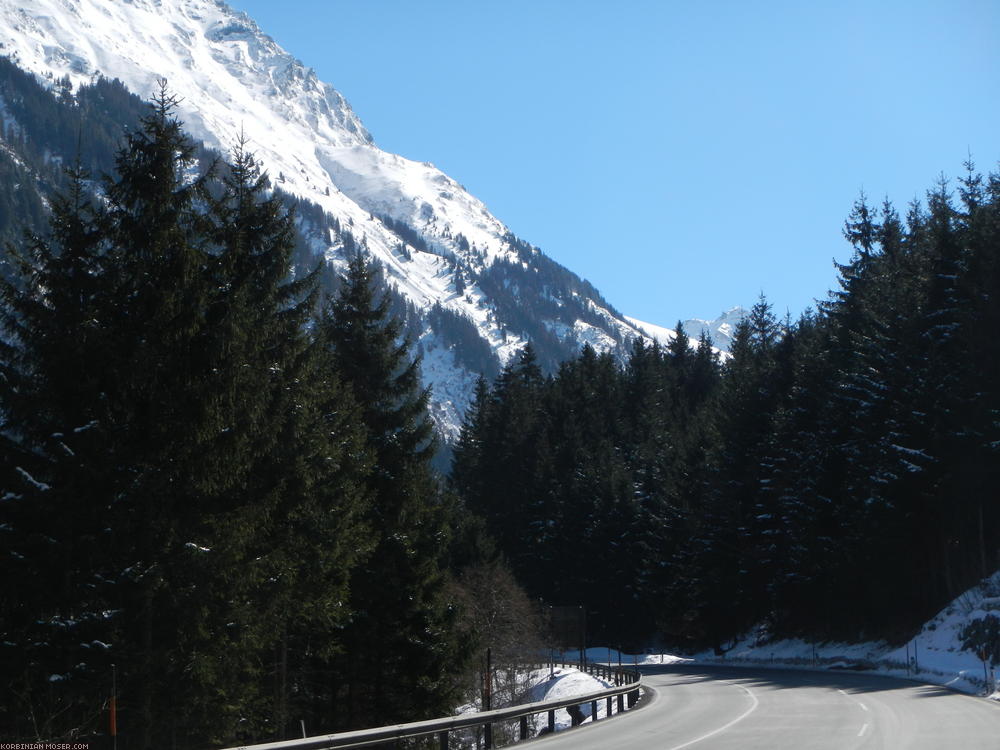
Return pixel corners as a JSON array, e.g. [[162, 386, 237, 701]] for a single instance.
[[529, 664, 1000, 749]]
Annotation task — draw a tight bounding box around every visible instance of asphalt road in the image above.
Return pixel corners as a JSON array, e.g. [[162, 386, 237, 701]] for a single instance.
[[527, 664, 1000, 749]]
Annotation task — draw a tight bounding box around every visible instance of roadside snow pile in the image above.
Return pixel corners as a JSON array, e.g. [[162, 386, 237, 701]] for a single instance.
[[671, 570, 1000, 697], [451, 663, 618, 741], [527, 665, 614, 729]]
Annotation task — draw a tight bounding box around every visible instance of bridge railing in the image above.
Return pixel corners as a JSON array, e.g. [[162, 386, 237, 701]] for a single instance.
[[220, 662, 641, 750]]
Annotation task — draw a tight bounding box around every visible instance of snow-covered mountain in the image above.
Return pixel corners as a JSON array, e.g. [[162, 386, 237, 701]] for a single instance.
[[0, 0, 691, 439], [626, 307, 747, 354]]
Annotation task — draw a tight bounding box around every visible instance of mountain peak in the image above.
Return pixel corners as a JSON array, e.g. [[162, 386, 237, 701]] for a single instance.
[[0, 0, 680, 439], [0, 0, 372, 148], [625, 307, 747, 354]]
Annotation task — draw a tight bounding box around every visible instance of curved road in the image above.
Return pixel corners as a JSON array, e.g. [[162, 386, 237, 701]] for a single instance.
[[529, 664, 1000, 749]]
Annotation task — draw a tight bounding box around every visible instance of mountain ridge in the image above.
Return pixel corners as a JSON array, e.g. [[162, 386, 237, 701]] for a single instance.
[[626, 307, 747, 355], [0, 0, 726, 439]]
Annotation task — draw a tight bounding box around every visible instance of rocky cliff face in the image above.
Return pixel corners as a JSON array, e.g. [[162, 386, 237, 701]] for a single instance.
[[0, 0, 691, 438]]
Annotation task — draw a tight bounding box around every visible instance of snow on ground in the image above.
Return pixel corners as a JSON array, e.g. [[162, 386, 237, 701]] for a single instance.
[[564, 571, 1000, 701], [443, 570, 1000, 746], [452, 661, 627, 741], [679, 572, 1000, 698], [527, 665, 614, 728], [445, 566, 1000, 739]]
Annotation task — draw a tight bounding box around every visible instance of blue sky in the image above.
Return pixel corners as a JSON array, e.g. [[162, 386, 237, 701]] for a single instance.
[[228, 0, 999, 327]]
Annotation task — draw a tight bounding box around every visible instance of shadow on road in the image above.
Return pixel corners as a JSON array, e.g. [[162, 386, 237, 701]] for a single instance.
[[637, 662, 972, 699]]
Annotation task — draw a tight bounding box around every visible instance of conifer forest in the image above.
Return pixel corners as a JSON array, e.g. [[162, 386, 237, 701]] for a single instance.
[[2, 72, 1000, 749]]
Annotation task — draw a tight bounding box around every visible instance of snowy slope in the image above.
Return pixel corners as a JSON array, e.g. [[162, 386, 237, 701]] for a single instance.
[[0, 0, 658, 438], [597, 570, 1000, 698], [626, 306, 746, 354]]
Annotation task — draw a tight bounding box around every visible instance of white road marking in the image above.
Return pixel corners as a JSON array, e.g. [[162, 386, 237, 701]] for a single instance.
[[666, 683, 760, 750], [838, 687, 873, 738], [839, 689, 869, 710]]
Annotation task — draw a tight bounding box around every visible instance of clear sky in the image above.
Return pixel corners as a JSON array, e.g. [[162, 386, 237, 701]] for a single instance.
[[227, 0, 999, 328]]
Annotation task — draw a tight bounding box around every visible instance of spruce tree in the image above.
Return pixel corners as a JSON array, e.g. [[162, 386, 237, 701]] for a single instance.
[[195, 138, 371, 741], [457, 343, 548, 580], [0, 91, 371, 747], [0, 163, 119, 742], [320, 253, 458, 728], [0, 87, 217, 744]]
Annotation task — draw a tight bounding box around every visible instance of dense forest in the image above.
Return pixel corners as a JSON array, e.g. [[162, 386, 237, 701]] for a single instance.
[[0, 88, 503, 747], [451, 167, 1000, 651]]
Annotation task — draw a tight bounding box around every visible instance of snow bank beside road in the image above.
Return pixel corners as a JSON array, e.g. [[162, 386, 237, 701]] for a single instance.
[[689, 571, 1000, 697], [569, 571, 1000, 700], [526, 666, 614, 728]]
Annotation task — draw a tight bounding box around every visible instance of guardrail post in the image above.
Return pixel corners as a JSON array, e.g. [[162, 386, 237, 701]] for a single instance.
[[606, 696, 613, 716], [548, 709, 555, 734], [485, 721, 493, 749], [617, 693, 624, 713], [591, 699, 598, 721], [439, 730, 449, 750], [519, 715, 529, 740]]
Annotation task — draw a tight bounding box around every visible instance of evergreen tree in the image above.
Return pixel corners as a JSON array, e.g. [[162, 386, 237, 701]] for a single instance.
[[670, 296, 784, 648], [0, 161, 119, 742], [450, 375, 491, 509], [458, 343, 548, 579], [0, 91, 371, 747], [320, 252, 459, 729], [196, 139, 371, 741]]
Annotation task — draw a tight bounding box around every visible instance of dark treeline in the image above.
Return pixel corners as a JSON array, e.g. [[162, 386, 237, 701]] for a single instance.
[[0, 90, 484, 747], [451, 165, 1000, 652]]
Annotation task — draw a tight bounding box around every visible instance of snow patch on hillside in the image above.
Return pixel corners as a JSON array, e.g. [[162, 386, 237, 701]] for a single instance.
[[417, 335, 481, 443]]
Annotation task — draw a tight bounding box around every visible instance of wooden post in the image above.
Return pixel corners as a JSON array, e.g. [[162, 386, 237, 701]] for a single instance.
[[548, 709, 555, 734], [607, 696, 613, 717], [519, 715, 529, 740], [591, 699, 599, 721], [439, 730, 449, 750]]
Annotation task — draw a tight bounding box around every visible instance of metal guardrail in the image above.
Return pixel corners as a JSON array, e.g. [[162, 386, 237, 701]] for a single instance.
[[220, 663, 642, 750]]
